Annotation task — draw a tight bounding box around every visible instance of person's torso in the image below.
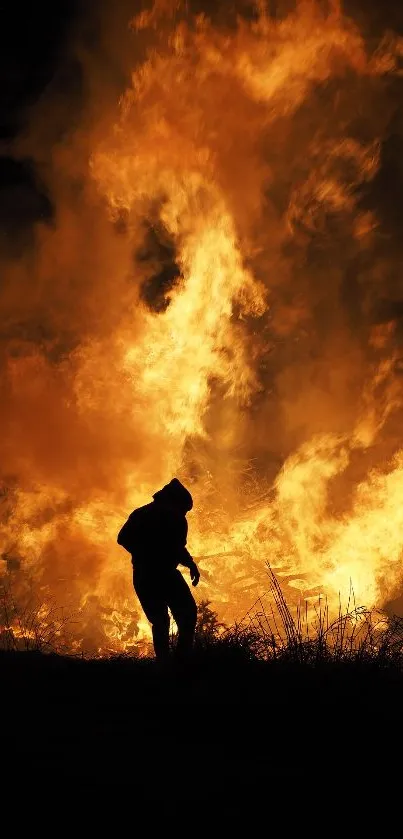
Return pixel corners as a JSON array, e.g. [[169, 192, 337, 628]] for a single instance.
[[128, 503, 187, 571]]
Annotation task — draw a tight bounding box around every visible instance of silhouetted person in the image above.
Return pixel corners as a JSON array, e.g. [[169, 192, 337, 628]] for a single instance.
[[117, 478, 200, 661]]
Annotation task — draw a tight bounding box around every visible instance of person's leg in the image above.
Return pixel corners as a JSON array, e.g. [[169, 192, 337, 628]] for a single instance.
[[133, 571, 170, 661], [166, 570, 197, 659]]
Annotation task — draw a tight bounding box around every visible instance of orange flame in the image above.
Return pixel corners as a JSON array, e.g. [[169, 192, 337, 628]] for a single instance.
[[2, 1, 403, 652]]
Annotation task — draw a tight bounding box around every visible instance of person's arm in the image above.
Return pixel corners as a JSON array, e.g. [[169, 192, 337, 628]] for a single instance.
[[117, 511, 137, 554], [180, 551, 200, 586], [177, 519, 200, 586]]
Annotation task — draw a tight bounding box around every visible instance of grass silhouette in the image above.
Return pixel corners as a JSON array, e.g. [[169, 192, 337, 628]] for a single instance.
[[2, 569, 403, 792]]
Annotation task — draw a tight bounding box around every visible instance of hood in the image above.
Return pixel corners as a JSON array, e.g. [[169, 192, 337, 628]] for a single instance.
[[153, 478, 193, 512]]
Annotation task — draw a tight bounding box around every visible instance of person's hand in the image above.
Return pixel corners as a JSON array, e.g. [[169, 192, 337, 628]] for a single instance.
[[189, 561, 200, 587]]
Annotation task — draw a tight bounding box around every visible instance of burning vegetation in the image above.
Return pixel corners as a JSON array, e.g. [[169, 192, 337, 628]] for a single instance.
[[2, 0, 403, 654]]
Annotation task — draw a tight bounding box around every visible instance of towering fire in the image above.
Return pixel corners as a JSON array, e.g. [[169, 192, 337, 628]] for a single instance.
[[2, 0, 403, 652]]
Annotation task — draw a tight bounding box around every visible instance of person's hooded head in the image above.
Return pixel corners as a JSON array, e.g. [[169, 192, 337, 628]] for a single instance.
[[153, 478, 193, 513]]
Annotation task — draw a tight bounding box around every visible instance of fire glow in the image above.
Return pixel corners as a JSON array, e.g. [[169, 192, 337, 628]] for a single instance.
[[2, 0, 403, 653]]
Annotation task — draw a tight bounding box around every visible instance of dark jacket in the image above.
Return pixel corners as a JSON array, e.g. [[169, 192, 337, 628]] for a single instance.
[[117, 501, 193, 573]]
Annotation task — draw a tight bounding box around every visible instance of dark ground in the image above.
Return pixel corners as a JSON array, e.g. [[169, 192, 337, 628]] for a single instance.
[[2, 646, 403, 801]]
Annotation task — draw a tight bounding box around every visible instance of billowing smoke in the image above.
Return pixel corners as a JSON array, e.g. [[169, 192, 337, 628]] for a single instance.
[[2, 0, 403, 653]]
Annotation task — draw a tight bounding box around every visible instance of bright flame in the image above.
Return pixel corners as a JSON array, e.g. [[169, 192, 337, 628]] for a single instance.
[[2, 1, 403, 652]]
